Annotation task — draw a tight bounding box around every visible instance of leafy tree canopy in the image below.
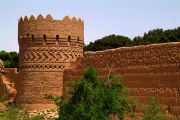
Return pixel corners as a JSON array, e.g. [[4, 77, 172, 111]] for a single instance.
[[84, 27, 180, 51], [0, 51, 18, 68], [84, 35, 131, 51], [56, 67, 135, 120]]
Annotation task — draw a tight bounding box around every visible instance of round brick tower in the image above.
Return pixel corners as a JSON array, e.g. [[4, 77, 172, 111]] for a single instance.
[[16, 14, 84, 110]]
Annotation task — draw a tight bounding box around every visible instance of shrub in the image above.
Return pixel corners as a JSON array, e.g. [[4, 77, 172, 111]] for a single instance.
[[0, 106, 44, 120], [56, 67, 135, 120]]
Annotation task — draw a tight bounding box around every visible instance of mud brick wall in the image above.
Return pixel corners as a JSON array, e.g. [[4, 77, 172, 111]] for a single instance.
[[0, 70, 3, 98], [16, 72, 63, 110], [3, 68, 19, 88], [64, 42, 180, 115], [0, 68, 19, 101], [0, 84, 5, 100]]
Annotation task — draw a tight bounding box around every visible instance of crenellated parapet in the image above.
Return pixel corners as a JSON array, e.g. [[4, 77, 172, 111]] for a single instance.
[[18, 14, 84, 47], [18, 14, 84, 23]]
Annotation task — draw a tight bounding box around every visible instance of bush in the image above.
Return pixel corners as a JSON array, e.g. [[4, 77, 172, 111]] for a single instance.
[[0, 106, 44, 120], [56, 67, 135, 120], [0, 107, 20, 120]]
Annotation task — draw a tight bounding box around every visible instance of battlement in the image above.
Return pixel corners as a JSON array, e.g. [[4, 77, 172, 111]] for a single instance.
[[18, 14, 84, 47], [18, 14, 84, 24]]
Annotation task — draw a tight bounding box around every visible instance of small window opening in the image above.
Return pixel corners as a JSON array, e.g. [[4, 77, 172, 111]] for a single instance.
[[77, 37, 80, 42], [26, 33, 29, 41], [32, 35, 34, 42], [43, 35, 46, 42], [56, 35, 59, 42], [68, 35, 71, 42]]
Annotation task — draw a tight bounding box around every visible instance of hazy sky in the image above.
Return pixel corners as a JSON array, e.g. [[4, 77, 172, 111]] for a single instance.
[[0, 0, 180, 52]]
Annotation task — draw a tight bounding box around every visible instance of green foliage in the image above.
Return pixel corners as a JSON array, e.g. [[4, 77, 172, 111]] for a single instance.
[[44, 94, 62, 106], [56, 67, 135, 120], [0, 51, 18, 68], [9, 52, 19, 68], [0, 106, 44, 120], [0, 109, 5, 118], [0, 95, 9, 102], [28, 115, 44, 120], [142, 96, 167, 120], [20, 109, 44, 120], [84, 35, 131, 51], [0, 107, 20, 120], [132, 28, 180, 46], [84, 27, 180, 51]]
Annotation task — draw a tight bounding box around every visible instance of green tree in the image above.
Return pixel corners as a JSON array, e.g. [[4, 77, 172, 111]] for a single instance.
[[56, 67, 134, 120], [84, 35, 131, 51], [84, 27, 180, 52], [9, 52, 19, 68], [0, 51, 18, 68], [131, 27, 180, 46]]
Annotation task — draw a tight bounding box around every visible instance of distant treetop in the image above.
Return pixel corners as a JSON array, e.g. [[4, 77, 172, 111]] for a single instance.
[[84, 27, 180, 51], [0, 51, 18, 68]]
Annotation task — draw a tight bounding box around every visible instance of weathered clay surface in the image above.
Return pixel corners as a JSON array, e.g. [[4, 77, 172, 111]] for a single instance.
[[0, 60, 17, 103]]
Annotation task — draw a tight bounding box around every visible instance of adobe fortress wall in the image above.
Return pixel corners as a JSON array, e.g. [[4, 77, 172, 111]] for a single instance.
[[64, 42, 180, 115], [6, 14, 180, 114]]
